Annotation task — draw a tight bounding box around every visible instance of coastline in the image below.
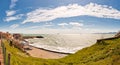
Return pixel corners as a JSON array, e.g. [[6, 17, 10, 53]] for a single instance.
[[29, 45, 72, 54], [24, 34, 115, 59], [26, 46, 68, 59]]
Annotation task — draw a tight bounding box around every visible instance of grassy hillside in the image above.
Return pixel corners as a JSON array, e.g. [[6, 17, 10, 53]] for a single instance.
[[2, 37, 120, 65], [59, 38, 120, 65]]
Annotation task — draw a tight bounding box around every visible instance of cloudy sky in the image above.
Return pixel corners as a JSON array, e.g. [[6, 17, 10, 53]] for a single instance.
[[0, 0, 120, 34]]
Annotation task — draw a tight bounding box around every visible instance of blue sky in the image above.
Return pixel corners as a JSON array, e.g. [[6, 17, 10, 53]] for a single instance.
[[0, 0, 120, 34]]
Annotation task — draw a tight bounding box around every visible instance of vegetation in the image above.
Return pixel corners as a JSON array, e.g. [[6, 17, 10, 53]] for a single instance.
[[2, 37, 120, 65]]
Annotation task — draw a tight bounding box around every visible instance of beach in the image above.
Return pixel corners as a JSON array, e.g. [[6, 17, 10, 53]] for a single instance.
[[25, 34, 115, 59], [26, 34, 114, 54], [26, 46, 68, 59]]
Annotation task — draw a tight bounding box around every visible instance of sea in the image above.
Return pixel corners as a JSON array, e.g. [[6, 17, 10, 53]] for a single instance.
[[24, 33, 115, 54]]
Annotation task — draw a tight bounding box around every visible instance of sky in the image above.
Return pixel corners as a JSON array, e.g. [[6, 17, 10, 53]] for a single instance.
[[0, 0, 120, 34]]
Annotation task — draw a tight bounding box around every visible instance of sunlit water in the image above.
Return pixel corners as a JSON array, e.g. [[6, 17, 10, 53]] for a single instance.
[[25, 34, 115, 54]]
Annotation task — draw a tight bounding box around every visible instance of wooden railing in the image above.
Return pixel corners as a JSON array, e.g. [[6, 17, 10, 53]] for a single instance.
[[97, 36, 120, 43]]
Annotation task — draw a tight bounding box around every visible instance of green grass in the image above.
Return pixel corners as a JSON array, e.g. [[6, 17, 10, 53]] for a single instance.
[[2, 38, 120, 65]]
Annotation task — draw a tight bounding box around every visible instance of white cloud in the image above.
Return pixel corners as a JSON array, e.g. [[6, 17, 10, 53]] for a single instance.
[[58, 22, 83, 28], [69, 22, 84, 27], [44, 24, 53, 27], [6, 10, 16, 16], [5, 0, 19, 22], [10, 24, 19, 29], [10, 0, 18, 9], [44, 22, 53, 27], [58, 23, 69, 26], [45, 22, 52, 25], [4, 14, 23, 22], [29, 26, 41, 29], [28, 24, 53, 29], [23, 3, 120, 24], [58, 23, 69, 28]]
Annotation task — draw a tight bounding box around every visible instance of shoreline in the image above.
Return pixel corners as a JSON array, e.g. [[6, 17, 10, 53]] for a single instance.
[[26, 46, 68, 59], [29, 45, 72, 54]]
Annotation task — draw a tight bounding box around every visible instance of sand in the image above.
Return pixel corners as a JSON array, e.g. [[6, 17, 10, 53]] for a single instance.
[[26, 46, 68, 59]]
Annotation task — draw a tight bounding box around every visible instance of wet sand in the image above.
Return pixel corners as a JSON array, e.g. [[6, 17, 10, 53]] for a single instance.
[[26, 46, 68, 59]]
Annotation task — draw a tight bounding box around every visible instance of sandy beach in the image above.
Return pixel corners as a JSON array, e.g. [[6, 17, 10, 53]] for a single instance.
[[25, 34, 114, 59], [26, 46, 68, 59]]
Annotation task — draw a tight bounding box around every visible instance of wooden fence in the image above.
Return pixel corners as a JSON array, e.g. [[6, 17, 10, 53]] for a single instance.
[[97, 36, 120, 43], [1, 42, 10, 65]]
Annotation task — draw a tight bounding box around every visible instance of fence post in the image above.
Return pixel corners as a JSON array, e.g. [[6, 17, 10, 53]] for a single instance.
[[4, 47, 6, 65], [0, 61, 1, 65], [8, 54, 10, 65]]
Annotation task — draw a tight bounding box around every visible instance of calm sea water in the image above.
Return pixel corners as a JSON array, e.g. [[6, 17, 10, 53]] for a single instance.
[[25, 34, 115, 54]]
